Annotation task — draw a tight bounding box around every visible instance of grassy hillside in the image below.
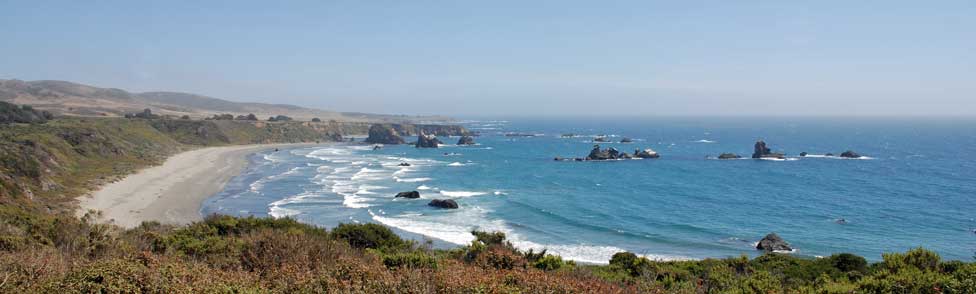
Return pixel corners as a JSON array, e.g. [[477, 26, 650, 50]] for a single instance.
[[0, 79, 456, 123], [1, 116, 974, 293]]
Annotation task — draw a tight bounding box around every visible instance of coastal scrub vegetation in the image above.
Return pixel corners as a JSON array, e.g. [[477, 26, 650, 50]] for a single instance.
[[1, 111, 974, 292]]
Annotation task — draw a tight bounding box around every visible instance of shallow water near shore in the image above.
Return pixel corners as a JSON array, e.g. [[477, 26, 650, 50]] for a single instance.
[[203, 117, 976, 263]]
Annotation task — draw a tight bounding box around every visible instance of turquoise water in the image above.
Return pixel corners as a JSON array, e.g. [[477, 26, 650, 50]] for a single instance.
[[203, 118, 976, 263]]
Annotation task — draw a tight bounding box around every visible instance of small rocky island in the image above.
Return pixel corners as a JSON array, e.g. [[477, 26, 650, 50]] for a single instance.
[[428, 199, 459, 209], [554, 145, 661, 161], [395, 191, 420, 199], [415, 132, 443, 148], [840, 150, 861, 158], [751, 140, 785, 159], [364, 124, 405, 145], [457, 135, 476, 145], [756, 233, 793, 252], [717, 153, 742, 159]]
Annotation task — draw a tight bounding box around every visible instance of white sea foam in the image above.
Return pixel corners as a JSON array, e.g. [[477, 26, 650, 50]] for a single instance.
[[493, 191, 507, 195], [372, 215, 476, 245], [439, 190, 487, 197], [395, 177, 432, 183], [417, 185, 432, 190], [448, 162, 465, 166], [393, 168, 413, 176], [694, 139, 716, 143]]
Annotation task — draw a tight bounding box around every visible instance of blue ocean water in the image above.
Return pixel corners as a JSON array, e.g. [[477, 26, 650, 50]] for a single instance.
[[202, 117, 976, 263]]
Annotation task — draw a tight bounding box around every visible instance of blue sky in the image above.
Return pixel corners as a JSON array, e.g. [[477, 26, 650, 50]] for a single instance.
[[1, 1, 973, 116]]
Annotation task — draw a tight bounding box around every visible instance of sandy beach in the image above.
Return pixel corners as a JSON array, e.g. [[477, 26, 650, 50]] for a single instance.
[[80, 143, 322, 228]]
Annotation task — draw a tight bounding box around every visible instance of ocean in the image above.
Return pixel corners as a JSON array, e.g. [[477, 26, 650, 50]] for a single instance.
[[202, 117, 976, 263]]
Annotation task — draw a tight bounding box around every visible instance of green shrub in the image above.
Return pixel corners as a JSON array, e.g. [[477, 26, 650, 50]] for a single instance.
[[331, 223, 406, 251], [471, 230, 507, 246], [829, 253, 868, 273], [532, 254, 564, 271], [382, 252, 438, 269], [882, 247, 942, 273]]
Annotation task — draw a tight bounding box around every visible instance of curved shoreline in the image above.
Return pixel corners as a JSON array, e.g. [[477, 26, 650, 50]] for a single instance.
[[79, 143, 325, 228]]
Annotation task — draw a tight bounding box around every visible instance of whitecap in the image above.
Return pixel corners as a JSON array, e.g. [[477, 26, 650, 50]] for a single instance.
[[694, 139, 716, 143], [440, 190, 487, 197], [448, 162, 465, 166], [395, 177, 432, 183], [369, 211, 476, 245], [417, 185, 432, 190]]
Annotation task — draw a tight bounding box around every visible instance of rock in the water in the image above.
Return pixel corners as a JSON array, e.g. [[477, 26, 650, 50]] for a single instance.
[[756, 233, 792, 252], [799, 152, 808, 157], [718, 153, 741, 159], [752, 140, 785, 159], [587, 145, 611, 160], [415, 132, 443, 148], [593, 136, 609, 142], [620, 137, 633, 143], [365, 124, 405, 145], [428, 199, 458, 209], [398, 162, 411, 166], [825, 153, 834, 156], [457, 135, 476, 145], [634, 148, 660, 159], [840, 150, 861, 158], [395, 191, 420, 199]]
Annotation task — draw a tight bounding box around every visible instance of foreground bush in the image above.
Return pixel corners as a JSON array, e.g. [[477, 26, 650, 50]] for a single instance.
[[331, 222, 408, 251]]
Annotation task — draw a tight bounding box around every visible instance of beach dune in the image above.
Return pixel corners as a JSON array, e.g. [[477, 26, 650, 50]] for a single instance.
[[80, 144, 317, 228]]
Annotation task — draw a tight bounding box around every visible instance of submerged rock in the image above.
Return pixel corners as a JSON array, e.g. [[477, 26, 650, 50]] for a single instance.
[[593, 136, 609, 142], [457, 135, 476, 145], [756, 233, 792, 252], [428, 199, 458, 209], [365, 124, 405, 145], [395, 191, 420, 199], [840, 150, 861, 158], [752, 140, 785, 159], [634, 148, 660, 159], [415, 132, 443, 148], [718, 153, 741, 159], [620, 137, 633, 143]]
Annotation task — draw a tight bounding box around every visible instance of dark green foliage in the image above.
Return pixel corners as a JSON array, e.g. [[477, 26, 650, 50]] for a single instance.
[[268, 114, 293, 121], [471, 230, 507, 246], [331, 223, 407, 251], [206, 113, 235, 120], [235, 113, 258, 120], [532, 254, 564, 271], [830, 252, 868, 273], [0, 101, 52, 124]]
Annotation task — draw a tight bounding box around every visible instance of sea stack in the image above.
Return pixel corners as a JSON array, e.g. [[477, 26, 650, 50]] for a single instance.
[[457, 135, 476, 145], [756, 233, 793, 253], [428, 199, 459, 209], [415, 131, 442, 148], [365, 124, 405, 145], [752, 140, 785, 159]]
